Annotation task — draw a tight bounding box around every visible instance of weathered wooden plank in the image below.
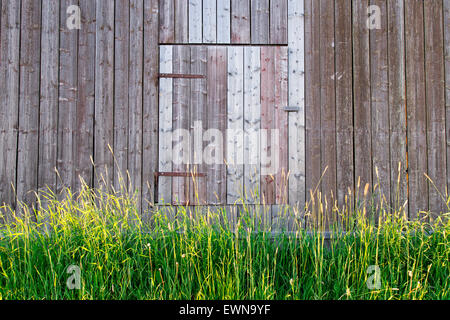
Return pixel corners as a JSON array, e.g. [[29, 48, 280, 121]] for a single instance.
[[251, 0, 269, 44], [217, 0, 231, 43], [227, 46, 244, 204], [94, 0, 115, 189], [189, 46, 207, 205], [206, 46, 227, 204], [203, 0, 216, 43], [405, 0, 428, 218], [188, 0, 202, 43], [352, 0, 372, 204], [370, 0, 390, 214], [75, 0, 96, 191], [142, 0, 159, 211], [128, 0, 144, 209], [424, 0, 446, 217], [335, 0, 353, 213], [113, 0, 129, 191], [274, 46, 289, 205], [260, 46, 275, 205], [288, 0, 305, 212], [172, 45, 190, 205], [38, 0, 59, 194], [0, 0, 21, 208], [231, 0, 250, 44], [16, 0, 42, 207], [160, 0, 174, 43], [158, 45, 173, 204], [244, 46, 261, 204], [175, 0, 188, 43], [387, 0, 407, 213], [270, 0, 288, 44], [445, 0, 450, 199]]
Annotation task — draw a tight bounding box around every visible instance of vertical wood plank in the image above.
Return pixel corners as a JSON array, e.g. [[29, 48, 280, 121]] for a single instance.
[[304, 0, 321, 204], [270, 0, 288, 44], [335, 0, 354, 212], [142, 0, 160, 211], [158, 45, 173, 204], [353, 0, 372, 203], [217, 0, 231, 43], [231, 0, 250, 44], [370, 0, 390, 213], [0, 0, 21, 208], [424, 0, 446, 216], [190, 46, 207, 205], [172, 45, 190, 204], [260, 46, 275, 205], [113, 0, 129, 191], [203, 0, 216, 43], [445, 0, 450, 198], [16, 0, 42, 206], [288, 0, 305, 211], [160, 0, 174, 43], [274, 46, 289, 204], [75, 0, 96, 191], [388, 0, 407, 213], [38, 0, 60, 194], [129, 0, 144, 209], [405, 0, 428, 218], [188, 0, 202, 43], [251, 0, 269, 44], [94, 0, 115, 189], [244, 47, 261, 204], [207, 46, 227, 204], [227, 46, 244, 204], [175, 0, 188, 43]]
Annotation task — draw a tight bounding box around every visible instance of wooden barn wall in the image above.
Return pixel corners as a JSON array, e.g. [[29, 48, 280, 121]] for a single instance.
[[0, 0, 449, 224]]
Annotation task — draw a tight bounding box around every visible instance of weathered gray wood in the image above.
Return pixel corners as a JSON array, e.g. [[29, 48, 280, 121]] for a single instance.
[[95, 0, 115, 189], [231, 0, 250, 43], [175, 0, 188, 43], [445, 0, 450, 199], [159, 0, 174, 43], [203, 0, 216, 43], [270, 0, 288, 44], [75, 0, 96, 191], [38, 0, 59, 195], [424, 0, 446, 217], [58, 0, 78, 195], [251, 0, 269, 44], [188, 0, 202, 43], [16, 0, 42, 207], [142, 0, 159, 211], [0, 0, 21, 209], [217, 0, 231, 43]]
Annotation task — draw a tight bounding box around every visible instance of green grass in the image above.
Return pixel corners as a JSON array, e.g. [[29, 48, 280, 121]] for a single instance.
[[0, 185, 448, 300]]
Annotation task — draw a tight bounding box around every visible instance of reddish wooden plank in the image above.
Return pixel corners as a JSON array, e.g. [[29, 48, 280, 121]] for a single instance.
[[159, 0, 174, 43], [75, 0, 96, 191], [251, 0, 269, 44], [335, 0, 354, 213], [231, 0, 250, 44], [274, 46, 289, 204], [261, 46, 275, 205], [270, 0, 288, 44], [16, 0, 42, 207], [424, 0, 446, 217], [405, 0, 428, 218]]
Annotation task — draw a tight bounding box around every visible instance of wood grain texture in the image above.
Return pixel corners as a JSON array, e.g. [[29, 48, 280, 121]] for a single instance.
[[445, 0, 450, 199], [387, 0, 407, 213], [94, 0, 115, 189], [0, 0, 21, 208], [175, 0, 188, 43], [370, 0, 390, 213], [188, 0, 202, 43], [424, 0, 446, 217], [405, 0, 428, 218], [288, 0, 305, 211], [244, 47, 261, 204], [217, 0, 231, 43], [227, 46, 244, 204], [231, 0, 250, 44], [203, 0, 216, 43], [160, 0, 174, 43], [251, 0, 269, 44], [113, 0, 130, 191], [75, 0, 96, 191], [335, 0, 353, 213], [270, 0, 288, 44], [16, 0, 42, 207], [38, 0, 59, 194]]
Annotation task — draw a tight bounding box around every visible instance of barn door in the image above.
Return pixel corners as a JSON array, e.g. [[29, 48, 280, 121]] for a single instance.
[[157, 45, 288, 206]]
